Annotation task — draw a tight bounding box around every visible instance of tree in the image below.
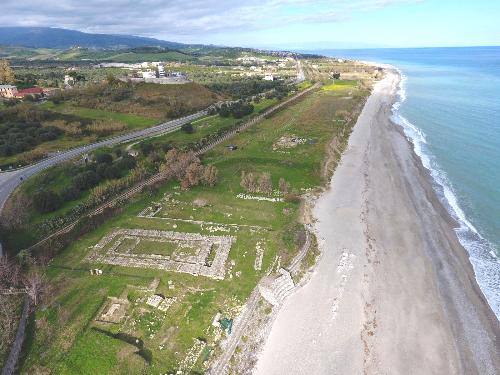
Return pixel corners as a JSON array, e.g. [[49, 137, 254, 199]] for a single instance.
[[115, 155, 136, 171], [279, 177, 290, 194], [184, 162, 203, 187], [104, 165, 121, 179], [240, 171, 258, 193], [106, 74, 119, 85], [148, 151, 162, 164], [94, 152, 113, 165], [0, 60, 15, 84], [61, 185, 81, 202], [0, 256, 21, 288], [0, 192, 32, 230], [139, 142, 154, 156], [202, 165, 219, 187], [23, 270, 45, 306], [73, 170, 99, 190], [258, 172, 273, 195]]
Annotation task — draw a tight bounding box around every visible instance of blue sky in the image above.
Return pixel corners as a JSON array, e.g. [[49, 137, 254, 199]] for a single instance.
[[1, 0, 499, 48]]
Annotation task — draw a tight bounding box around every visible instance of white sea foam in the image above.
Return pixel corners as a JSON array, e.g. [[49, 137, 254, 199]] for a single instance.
[[390, 70, 500, 319]]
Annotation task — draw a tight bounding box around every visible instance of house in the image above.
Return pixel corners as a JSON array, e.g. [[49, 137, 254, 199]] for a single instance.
[[158, 65, 166, 78], [64, 74, 75, 86], [141, 70, 157, 79], [15, 87, 44, 99], [263, 74, 275, 81], [0, 85, 18, 98]]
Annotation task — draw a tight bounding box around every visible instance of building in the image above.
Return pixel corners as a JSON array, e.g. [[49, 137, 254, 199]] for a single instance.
[[15, 87, 44, 99], [158, 65, 166, 78], [64, 75, 75, 86], [263, 74, 275, 81], [141, 70, 157, 79], [0, 84, 18, 98]]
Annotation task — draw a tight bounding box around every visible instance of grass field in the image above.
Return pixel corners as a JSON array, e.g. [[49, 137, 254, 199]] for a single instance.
[[129, 98, 278, 152], [322, 80, 359, 92], [17, 75, 371, 374], [42, 102, 158, 129]]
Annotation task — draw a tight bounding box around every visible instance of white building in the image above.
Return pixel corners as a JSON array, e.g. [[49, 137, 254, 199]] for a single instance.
[[64, 75, 75, 86], [0, 85, 18, 98], [263, 74, 275, 81], [142, 70, 157, 79], [158, 65, 166, 78]]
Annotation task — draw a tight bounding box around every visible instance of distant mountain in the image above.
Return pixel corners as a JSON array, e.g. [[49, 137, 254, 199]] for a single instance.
[[0, 27, 186, 49]]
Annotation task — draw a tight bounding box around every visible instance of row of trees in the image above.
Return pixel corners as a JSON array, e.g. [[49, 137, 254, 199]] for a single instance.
[[217, 101, 254, 119], [240, 171, 290, 196], [160, 149, 218, 189], [0, 122, 63, 157], [32, 152, 137, 214]]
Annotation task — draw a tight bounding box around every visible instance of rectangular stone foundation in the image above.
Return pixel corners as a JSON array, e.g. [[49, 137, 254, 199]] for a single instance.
[[86, 229, 235, 280]]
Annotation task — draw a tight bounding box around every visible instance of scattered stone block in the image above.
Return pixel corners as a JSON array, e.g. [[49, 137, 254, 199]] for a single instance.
[[97, 297, 129, 323], [258, 268, 294, 306]]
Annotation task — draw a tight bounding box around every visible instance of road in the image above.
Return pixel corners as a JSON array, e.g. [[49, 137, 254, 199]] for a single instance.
[[0, 110, 207, 214]]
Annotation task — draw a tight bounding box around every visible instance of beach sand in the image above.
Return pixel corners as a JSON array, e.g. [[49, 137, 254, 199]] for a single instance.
[[254, 71, 499, 374]]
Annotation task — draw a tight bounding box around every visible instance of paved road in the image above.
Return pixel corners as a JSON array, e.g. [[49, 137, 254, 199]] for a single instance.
[[0, 110, 207, 214]]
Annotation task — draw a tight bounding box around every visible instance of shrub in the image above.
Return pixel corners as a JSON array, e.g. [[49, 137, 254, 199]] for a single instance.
[[61, 185, 81, 201], [94, 152, 113, 165], [284, 193, 301, 203], [103, 165, 121, 179], [115, 155, 136, 171], [181, 123, 194, 134], [33, 190, 62, 213], [73, 170, 99, 190], [139, 143, 153, 156], [96, 163, 109, 178]]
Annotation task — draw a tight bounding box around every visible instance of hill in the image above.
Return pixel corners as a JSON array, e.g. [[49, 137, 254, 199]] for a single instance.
[[0, 27, 186, 49]]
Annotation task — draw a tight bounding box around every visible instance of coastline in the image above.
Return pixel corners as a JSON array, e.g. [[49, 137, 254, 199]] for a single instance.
[[254, 70, 499, 374]]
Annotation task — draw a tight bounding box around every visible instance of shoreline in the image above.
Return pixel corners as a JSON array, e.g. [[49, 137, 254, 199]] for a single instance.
[[390, 67, 500, 319], [254, 70, 499, 374]]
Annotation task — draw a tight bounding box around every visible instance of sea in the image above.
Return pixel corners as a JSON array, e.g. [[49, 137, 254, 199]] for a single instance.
[[310, 47, 500, 319]]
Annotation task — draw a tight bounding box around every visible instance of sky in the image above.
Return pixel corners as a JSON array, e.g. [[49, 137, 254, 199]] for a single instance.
[[1, 0, 499, 49]]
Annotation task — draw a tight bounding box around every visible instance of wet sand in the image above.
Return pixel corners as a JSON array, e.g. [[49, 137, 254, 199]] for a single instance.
[[255, 71, 499, 374]]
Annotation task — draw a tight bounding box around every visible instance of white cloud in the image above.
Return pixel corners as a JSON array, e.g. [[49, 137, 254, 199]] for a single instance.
[[0, 0, 421, 40]]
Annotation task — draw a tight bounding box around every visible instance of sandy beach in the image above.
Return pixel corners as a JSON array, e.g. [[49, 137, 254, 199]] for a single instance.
[[255, 71, 500, 374]]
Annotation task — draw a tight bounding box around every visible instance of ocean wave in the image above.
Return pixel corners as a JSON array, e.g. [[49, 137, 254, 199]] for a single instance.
[[390, 70, 500, 319]]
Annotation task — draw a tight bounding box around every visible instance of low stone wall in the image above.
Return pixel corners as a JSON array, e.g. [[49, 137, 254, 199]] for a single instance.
[[87, 229, 235, 280]]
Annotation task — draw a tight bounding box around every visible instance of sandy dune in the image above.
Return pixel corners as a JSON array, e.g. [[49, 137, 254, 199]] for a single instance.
[[255, 72, 499, 375]]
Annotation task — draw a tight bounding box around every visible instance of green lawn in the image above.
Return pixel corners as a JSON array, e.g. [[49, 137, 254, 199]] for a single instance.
[[322, 79, 358, 92]]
